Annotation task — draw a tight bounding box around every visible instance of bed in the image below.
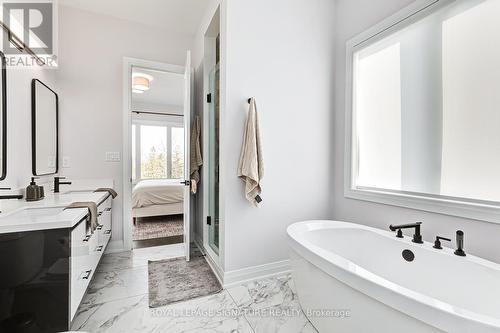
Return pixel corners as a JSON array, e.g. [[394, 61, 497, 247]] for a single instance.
[[132, 179, 184, 223]]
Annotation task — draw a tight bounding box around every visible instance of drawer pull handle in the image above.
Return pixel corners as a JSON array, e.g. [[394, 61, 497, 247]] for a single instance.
[[98, 212, 103, 217], [83, 235, 91, 242], [96, 225, 103, 230], [105, 207, 112, 212], [96, 245, 104, 252], [104, 230, 111, 235], [82, 270, 92, 279]]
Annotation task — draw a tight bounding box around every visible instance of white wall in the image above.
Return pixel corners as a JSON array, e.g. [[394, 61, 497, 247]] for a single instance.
[[56, 5, 193, 246], [222, 0, 335, 271], [333, 0, 500, 264]]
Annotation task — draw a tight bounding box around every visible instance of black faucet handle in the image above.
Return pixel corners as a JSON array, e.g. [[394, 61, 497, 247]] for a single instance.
[[433, 236, 451, 249]]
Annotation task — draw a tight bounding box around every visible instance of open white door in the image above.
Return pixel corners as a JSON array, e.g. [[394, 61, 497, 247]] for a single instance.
[[183, 51, 192, 261]]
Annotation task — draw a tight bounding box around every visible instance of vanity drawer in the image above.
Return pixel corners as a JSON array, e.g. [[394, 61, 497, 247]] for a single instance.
[[98, 207, 112, 230], [97, 207, 112, 245], [70, 217, 98, 321], [70, 256, 94, 321], [70, 218, 94, 256], [98, 196, 112, 213]]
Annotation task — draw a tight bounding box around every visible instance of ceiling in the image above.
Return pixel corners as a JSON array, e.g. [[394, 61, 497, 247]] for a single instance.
[[59, 0, 211, 36], [132, 67, 184, 112]]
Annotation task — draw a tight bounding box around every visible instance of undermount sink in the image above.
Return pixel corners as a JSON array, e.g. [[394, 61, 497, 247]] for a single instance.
[[59, 190, 95, 195], [0, 207, 65, 219]]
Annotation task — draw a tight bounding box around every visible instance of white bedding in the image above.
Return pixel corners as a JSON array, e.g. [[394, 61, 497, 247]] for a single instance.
[[132, 179, 184, 209]]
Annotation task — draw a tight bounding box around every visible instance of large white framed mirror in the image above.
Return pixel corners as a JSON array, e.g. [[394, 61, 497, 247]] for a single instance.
[[345, 0, 500, 223]]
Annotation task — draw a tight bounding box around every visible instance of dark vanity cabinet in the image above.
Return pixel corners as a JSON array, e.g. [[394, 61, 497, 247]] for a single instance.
[[0, 194, 113, 332], [0, 227, 72, 332]]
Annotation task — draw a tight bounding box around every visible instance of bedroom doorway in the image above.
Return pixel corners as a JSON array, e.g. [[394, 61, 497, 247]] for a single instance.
[[123, 54, 192, 259]]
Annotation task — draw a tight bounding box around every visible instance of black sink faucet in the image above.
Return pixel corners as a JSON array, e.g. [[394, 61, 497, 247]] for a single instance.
[[389, 222, 423, 244], [0, 187, 23, 200], [54, 177, 72, 193]]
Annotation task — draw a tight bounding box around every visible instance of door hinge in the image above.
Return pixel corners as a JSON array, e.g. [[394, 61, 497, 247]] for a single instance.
[[207, 216, 212, 226], [206, 93, 212, 103]]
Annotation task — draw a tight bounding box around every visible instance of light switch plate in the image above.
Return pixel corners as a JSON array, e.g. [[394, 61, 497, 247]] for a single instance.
[[105, 152, 121, 162], [62, 156, 70, 168]]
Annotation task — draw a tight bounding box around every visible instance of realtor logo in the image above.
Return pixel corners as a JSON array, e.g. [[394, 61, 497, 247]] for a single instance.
[[1, 1, 57, 67]]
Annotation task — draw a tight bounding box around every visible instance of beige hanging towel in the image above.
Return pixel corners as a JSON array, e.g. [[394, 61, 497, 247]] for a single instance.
[[190, 116, 203, 194], [65, 202, 99, 233], [238, 98, 264, 206]]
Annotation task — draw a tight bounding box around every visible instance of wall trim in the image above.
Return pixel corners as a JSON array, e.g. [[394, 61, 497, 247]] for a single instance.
[[223, 260, 291, 289]]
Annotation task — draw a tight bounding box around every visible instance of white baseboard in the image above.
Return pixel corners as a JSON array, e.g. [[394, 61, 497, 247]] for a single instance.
[[223, 260, 291, 289], [192, 236, 291, 288]]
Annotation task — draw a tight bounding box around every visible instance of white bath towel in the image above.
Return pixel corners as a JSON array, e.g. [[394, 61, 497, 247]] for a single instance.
[[190, 116, 203, 194], [238, 98, 264, 206]]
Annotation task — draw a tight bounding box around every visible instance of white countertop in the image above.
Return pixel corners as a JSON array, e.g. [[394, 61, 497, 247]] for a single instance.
[[0, 179, 114, 234]]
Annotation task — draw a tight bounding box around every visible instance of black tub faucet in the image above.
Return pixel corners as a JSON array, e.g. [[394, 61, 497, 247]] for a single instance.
[[433, 236, 451, 249], [454, 230, 466, 256], [389, 222, 423, 244], [54, 176, 72, 193]]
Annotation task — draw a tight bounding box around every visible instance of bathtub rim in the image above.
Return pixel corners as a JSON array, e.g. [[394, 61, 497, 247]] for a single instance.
[[287, 220, 500, 333]]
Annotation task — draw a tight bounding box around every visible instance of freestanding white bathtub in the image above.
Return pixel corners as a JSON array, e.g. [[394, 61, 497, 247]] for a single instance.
[[287, 220, 500, 333]]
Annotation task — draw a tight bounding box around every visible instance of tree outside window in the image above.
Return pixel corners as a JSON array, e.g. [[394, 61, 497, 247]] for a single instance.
[[132, 123, 184, 181]]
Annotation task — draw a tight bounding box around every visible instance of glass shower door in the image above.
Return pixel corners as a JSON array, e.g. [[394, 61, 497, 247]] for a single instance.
[[208, 64, 220, 254]]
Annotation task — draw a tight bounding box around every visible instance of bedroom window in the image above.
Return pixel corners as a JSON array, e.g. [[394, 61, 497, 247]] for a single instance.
[[140, 125, 168, 179], [132, 123, 184, 181], [171, 127, 184, 179]]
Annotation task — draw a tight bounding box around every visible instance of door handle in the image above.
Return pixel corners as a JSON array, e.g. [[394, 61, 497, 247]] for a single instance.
[[207, 216, 212, 226], [181, 180, 191, 186]]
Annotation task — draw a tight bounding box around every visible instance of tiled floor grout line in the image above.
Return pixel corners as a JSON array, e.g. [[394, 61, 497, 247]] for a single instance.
[[97, 264, 147, 273], [225, 289, 257, 333], [82, 291, 149, 309]]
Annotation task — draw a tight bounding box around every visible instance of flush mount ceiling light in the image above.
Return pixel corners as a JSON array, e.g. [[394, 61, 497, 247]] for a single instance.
[[132, 73, 154, 93]]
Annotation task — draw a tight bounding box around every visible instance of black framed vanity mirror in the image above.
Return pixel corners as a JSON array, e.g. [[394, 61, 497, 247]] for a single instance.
[[31, 79, 58, 176], [0, 52, 6, 180]]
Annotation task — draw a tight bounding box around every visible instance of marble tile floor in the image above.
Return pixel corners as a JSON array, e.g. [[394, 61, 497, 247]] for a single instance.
[[72, 244, 318, 333]]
